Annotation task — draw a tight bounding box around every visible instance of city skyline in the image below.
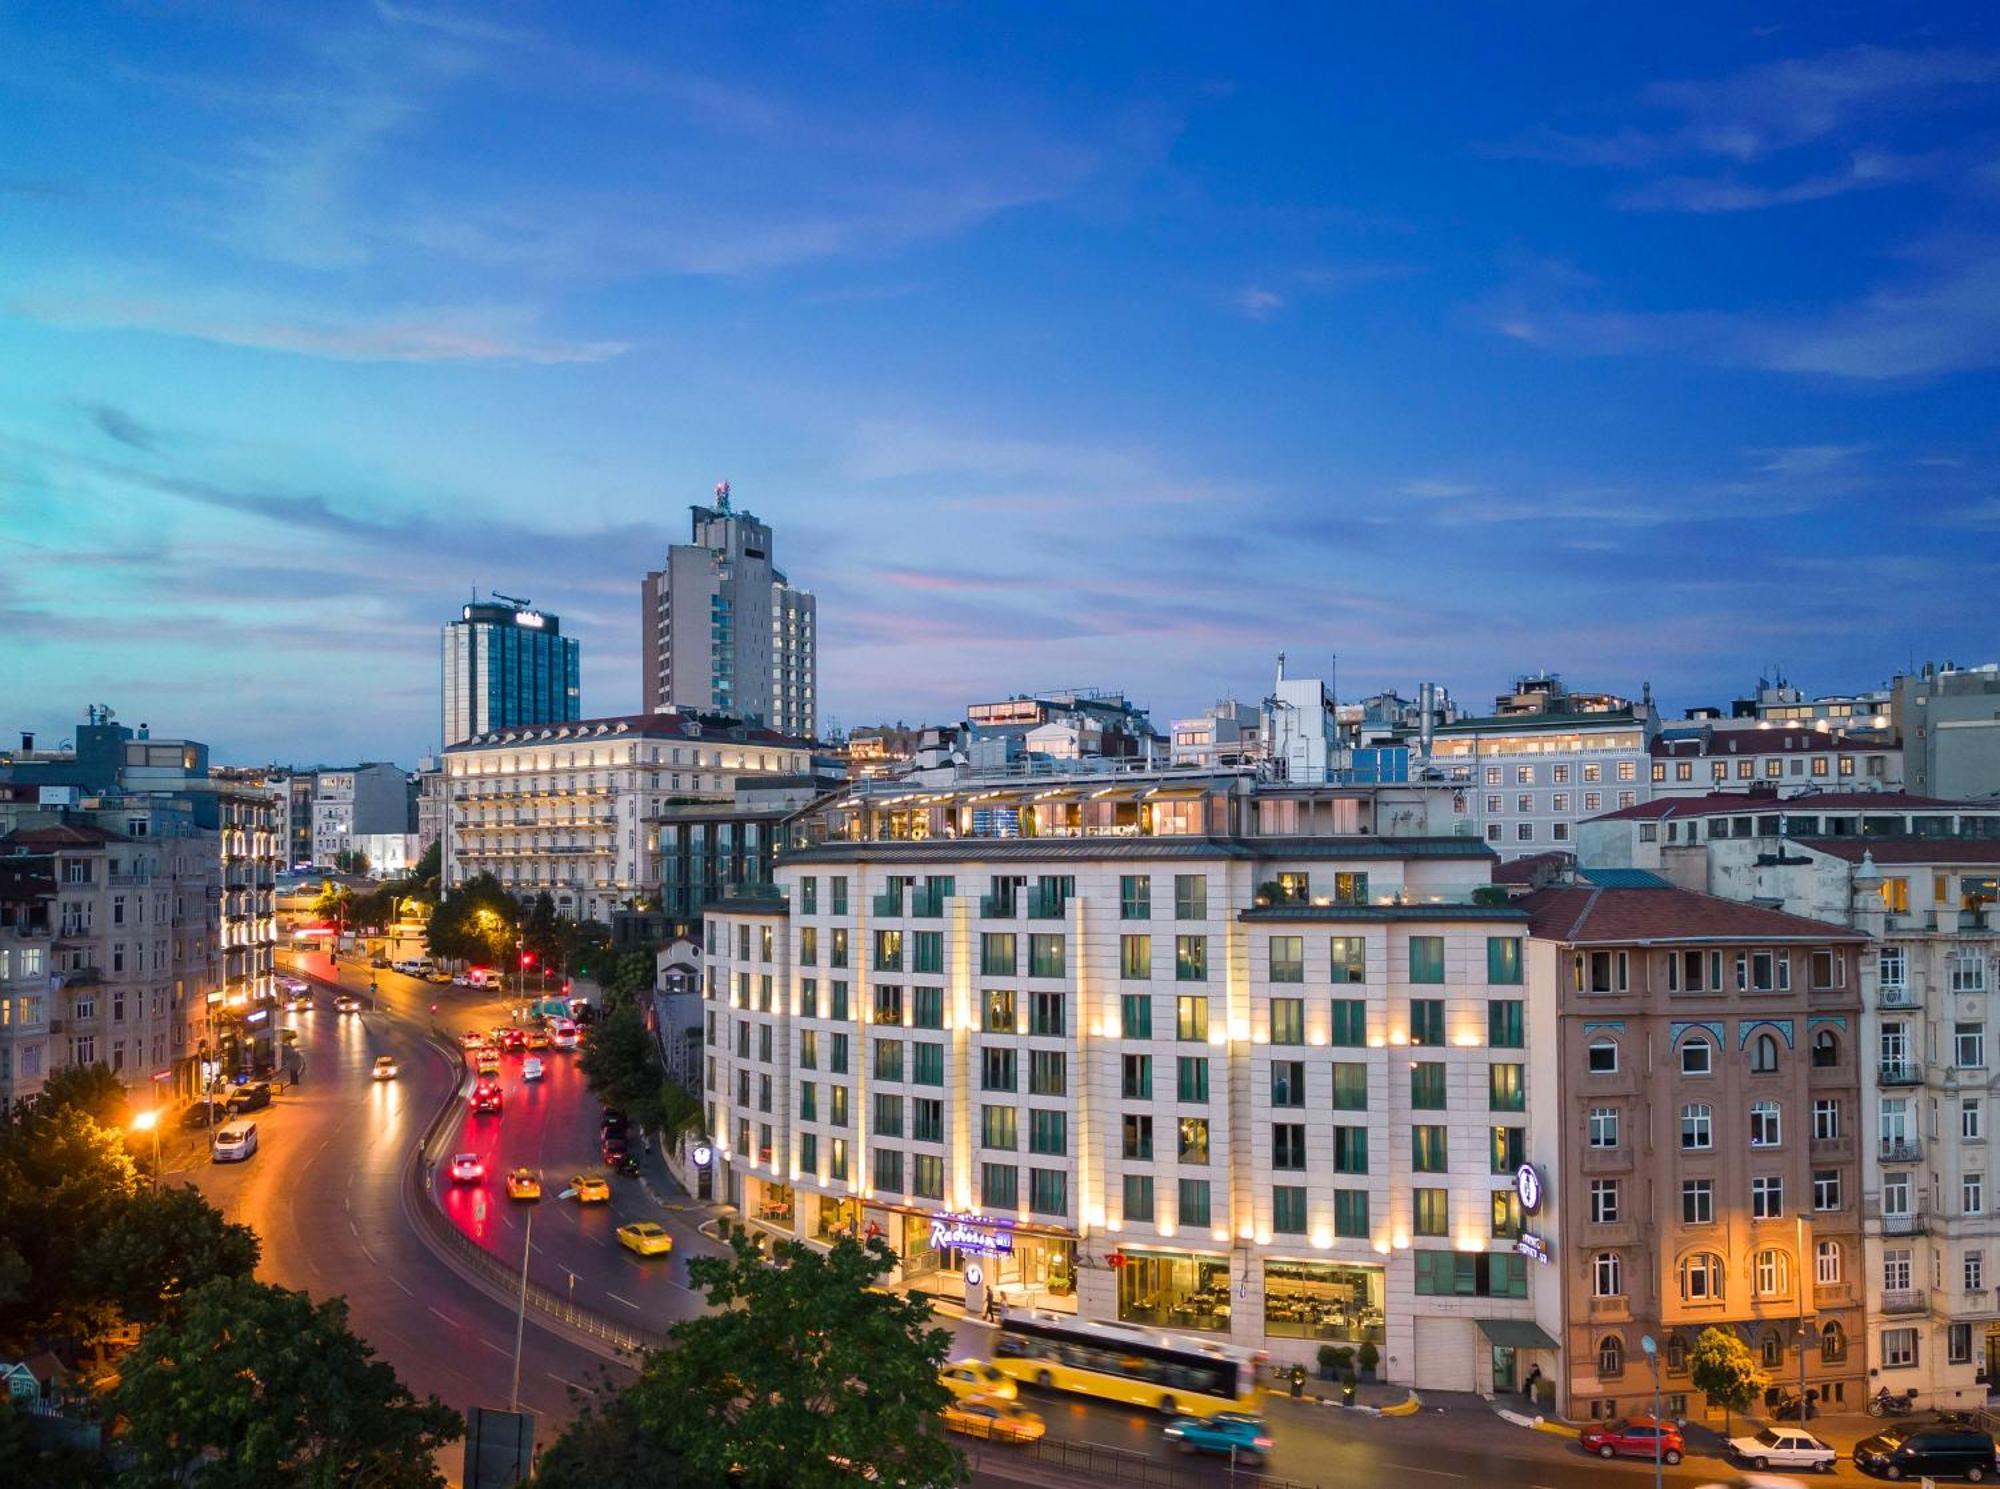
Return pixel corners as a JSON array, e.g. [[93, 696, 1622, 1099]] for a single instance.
[[4, 4, 1998, 762]]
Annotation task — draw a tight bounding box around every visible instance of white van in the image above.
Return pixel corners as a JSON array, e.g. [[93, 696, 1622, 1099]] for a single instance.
[[212, 1120, 259, 1163], [550, 1018, 578, 1050]]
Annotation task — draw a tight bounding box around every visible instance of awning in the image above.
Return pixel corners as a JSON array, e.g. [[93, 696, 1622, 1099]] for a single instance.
[[1145, 787, 1209, 802], [1477, 1319, 1560, 1351]]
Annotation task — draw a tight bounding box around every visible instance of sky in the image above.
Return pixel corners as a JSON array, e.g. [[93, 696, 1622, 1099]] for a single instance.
[[2, 3, 1997, 765]]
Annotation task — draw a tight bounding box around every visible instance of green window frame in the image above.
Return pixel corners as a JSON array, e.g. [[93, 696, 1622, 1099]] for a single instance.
[[1412, 1124, 1448, 1173], [913, 1041, 943, 1086], [1333, 1126, 1369, 1174], [873, 1038, 903, 1081], [1268, 936, 1304, 983], [913, 931, 944, 974], [980, 933, 1016, 976], [1409, 935, 1446, 984], [1330, 936, 1366, 983], [1176, 1055, 1209, 1103], [1270, 997, 1305, 1045], [981, 1105, 1017, 1150], [1178, 1178, 1211, 1228], [1120, 875, 1151, 920], [830, 876, 848, 915], [1174, 874, 1207, 920], [1029, 1168, 1067, 1217], [1029, 990, 1065, 1037], [1029, 933, 1066, 979], [1330, 999, 1366, 1046], [1176, 995, 1209, 1041], [1123, 1174, 1154, 1222], [1120, 934, 1151, 979], [1029, 1109, 1067, 1156], [1121, 1054, 1152, 1100], [1410, 999, 1445, 1047], [1414, 1188, 1449, 1237], [981, 1163, 1017, 1209], [912, 1153, 943, 1200], [1176, 935, 1208, 981], [913, 986, 943, 1030], [1029, 1049, 1067, 1097], [1489, 1063, 1526, 1112], [1334, 1189, 1369, 1239], [1490, 1125, 1525, 1174], [1120, 993, 1152, 1039], [1272, 1185, 1307, 1234]]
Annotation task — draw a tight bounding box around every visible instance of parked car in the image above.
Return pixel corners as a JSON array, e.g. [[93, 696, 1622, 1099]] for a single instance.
[[1580, 1418, 1685, 1465], [180, 1099, 230, 1129], [225, 1082, 273, 1114], [1854, 1424, 1999, 1481], [1728, 1427, 1838, 1473], [370, 954, 390, 969], [1164, 1413, 1273, 1462]]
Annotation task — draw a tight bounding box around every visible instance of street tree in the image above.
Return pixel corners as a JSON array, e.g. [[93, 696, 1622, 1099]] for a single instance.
[[0, 1103, 140, 1346], [425, 873, 519, 965], [112, 1276, 461, 1489], [76, 1183, 260, 1325], [332, 848, 371, 877], [626, 1233, 962, 1489], [577, 998, 666, 1129], [1688, 1325, 1766, 1435], [20, 1062, 130, 1127], [533, 1384, 707, 1488]]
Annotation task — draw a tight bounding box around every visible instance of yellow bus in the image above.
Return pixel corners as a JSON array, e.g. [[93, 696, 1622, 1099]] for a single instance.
[[992, 1309, 1260, 1418]]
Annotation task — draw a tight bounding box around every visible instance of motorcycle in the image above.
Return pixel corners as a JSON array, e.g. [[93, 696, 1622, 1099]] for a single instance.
[[1868, 1387, 1917, 1418], [1772, 1389, 1818, 1421]]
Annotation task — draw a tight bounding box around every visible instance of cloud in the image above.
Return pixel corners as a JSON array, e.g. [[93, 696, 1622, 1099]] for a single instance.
[[1399, 479, 1486, 500], [1611, 151, 1913, 213], [1750, 445, 1864, 478], [15, 287, 628, 365], [1236, 286, 1284, 320], [77, 402, 162, 452]]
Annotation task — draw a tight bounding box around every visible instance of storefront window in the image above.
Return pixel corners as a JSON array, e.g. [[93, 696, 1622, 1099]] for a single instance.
[[1116, 1250, 1231, 1332], [815, 1195, 864, 1242], [755, 1182, 795, 1227], [1264, 1260, 1386, 1343]]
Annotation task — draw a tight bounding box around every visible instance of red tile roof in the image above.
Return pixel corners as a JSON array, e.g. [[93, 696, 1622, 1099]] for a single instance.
[[1805, 839, 2000, 867], [1492, 850, 1572, 886], [1, 824, 128, 848], [1590, 790, 1976, 823], [1522, 883, 1864, 945]]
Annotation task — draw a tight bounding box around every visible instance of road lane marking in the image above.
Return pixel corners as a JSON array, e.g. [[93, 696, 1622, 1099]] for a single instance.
[[605, 1291, 641, 1310], [389, 1276, 414, 1296], [427, 1305, 459, 1327], [545, 1372, 593, 1393], [1385, 1469, 1464, 1480], [357, 1242, 377, 1265], [480, 1339, 510, 1356]]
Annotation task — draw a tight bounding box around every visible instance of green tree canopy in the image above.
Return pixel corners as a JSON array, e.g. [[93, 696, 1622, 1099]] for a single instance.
[[111, 1276, 461, 1489], [1688, 1325, 1767, 1433], [21, 1062, 131, 1128], [533, 1384, 707, 1488], [409, 839, 442, 900], [425, 873, 520, 965], [0, 1394, 107, 1489], [0, 1102, 140, 1346], [332, 848, 371, 877], [76, 1183, 260, 1326], [625, 1233, 962, 1489], [577, 998, 667, 1129]]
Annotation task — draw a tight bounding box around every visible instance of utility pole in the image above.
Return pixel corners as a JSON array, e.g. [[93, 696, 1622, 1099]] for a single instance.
[[1640, 1334, 1662, 1489], [1798, 1214, 1810, 1421], [510, 1210, 533, 1412]]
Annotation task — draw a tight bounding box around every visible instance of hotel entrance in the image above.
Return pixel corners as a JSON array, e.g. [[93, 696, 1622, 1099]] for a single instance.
[[894, 1210, 1077, 1312]]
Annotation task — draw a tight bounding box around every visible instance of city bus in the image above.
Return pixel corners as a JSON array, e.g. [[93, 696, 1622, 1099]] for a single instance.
[[992, 1309, 1260, 1418]]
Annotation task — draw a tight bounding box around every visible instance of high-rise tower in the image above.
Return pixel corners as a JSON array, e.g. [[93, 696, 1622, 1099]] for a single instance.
[[441, 594, 582, 748]]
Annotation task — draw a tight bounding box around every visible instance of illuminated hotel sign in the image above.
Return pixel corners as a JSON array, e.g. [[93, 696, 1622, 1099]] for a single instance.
[[930, 1211, 1015, 1256], [1515, 1163, 1544, 1214], [513, 611, 547, 630], [1516, 1233, 1551, 1265]]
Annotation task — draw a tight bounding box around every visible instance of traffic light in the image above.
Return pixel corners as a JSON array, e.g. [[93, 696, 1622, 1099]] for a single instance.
[[520, 951, 536, 969]]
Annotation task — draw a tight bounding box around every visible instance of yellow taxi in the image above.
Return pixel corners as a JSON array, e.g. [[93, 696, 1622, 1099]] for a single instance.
[[474, 1054, 501, 1080], [941, 1395, 1045, 1444], [505, 1168, 541, 1201], [940, 1359, 1017, 1402], [570, 1174, 610, 1204], [616, 1221, 674, 1256]]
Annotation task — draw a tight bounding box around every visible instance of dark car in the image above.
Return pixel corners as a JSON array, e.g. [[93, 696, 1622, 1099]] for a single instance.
[[225, 1082, 274, 1114], [1855, 1424, 1998, 1481], [180, 1099, 230, 1129], [601, 1111, 630, 1140]]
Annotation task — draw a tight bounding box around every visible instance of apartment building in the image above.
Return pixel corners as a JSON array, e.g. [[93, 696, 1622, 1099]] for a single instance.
[[1896, 662, 2000, 801], [1426, 676, 1657, 859], [1650, 726, 1902, 801], [309, 764, 410, 866], [443, 713, 813, 923], [0, 856, 54, 1103], [698, 771, 1563, 1394], [1522, 879, 1868, 1420]]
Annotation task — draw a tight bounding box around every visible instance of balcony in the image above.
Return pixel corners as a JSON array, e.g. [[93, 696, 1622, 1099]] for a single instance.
[[1880, 1137, 1924, 1164], [1879, 1060, 1924, 1086], [1877, 986, 1918, 1010], [1814, 1280, 1859, 1308], [1580, 1144, 1635, 1176], [1586, 1295, 1632, 1322], [1880, 1289, 1928, 1316], [872, 888, 904, 917], [978, 894, 1019, 919], [1880, 1211, 1930, 1237], [1810, 1133, 1856, 1162]]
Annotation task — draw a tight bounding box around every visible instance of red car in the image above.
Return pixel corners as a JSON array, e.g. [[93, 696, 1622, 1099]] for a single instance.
[[498, 1028, 526, 1054], [448, 1152, 484, 1183], [1579, 1418, 1684, 1465], [469, 1081, 503, 1114]]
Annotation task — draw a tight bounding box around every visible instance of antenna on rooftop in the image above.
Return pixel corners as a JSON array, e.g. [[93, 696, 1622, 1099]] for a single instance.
[[715, 480, 732, 512]]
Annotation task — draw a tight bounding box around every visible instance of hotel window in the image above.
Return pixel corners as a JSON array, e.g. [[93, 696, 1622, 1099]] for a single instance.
[[873, 1093, 903, 1137], [981, 933, 1016, 976], [913, 1042, 943, 1085], [984, 989, 1016, 1032], [912, 932, 943, 974], [1120, 875, 1151, 920], [1176, 935, 1208, 981], [1120, 935, 1151, 979], [981, 1048, 1016, 1091], [1123, 1174, 1154, 1222], [913, 1097, 944, 1141], [1410, 999, 1445, 1047], [1178, 1178, 1211, 1227], [800, 926, 818, 965], [1330, 936, 1366, 983], [872, 1148, 903, 1194], [982, 1164, 1018, 1210], [1487, 937, 1523, 985], [1589, 1107, 1620, 1147], [1173, 875, 1207, 920], [829, 1032, 850, 1072], [1682, 1178, 1714, 1224], [1490, 1064, 1525, 1111], [1029, 1050, 1067, 1096], [1272, 1060, 1305, 1108], [1415, 1188, 1449, 1237], [1411, 1062, 1446, 1109], [1332, 1063, 1368, 1110], [912, 1153, 943, 1200], [1177, 1056, 1209, 1103], [873, 1039, 903, 1082], [1488, 1000, 1523, 1048], [1268, 936, 1304, 983], [830, 876, 847, 915], [1413, 1124, 1447, 1172], [1029, 1108, 1066, 1156], [913, 986, 943, 1029], [800, 877, 817, 914], [1334, 1190, 1369, 1239], [800, 980, 818, 1018], [873, 985, 904, 1026], [1752, 1176, 1784, 1219], [1331, 999, 1366, 1046], [829, 928, 849, 968], [1273, 1123, 1306, 1170], [1029, 1169, 1067, 1218], [1029, 934, 1065, 979], [1030, 991, 1065, 1037], [1408, 936, 1445, 984], [1176, 995, 1209, 1041], [1120, 993, 1152, 1038], [1491, 1126, 1525, 1173], [1332, 1126, 1367, 1174], [1491, 1190, 1523, 1239], [1179, 1117, 1211, 1164], [799, 1082, 817, 1121], [1122, 1054, 1152, 1099], [982, 1105, 1018, 1150], [1270, 997, 1305, 1044], [1272, 1186, 1307, 1234], [829, 1086, 850, 1128]]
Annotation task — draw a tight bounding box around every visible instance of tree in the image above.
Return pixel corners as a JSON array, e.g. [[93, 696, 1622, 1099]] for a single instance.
[[425, 873, 519, 965], [76, 1184, 260, 1326], [578, 998, 667, 1130], [0, 1394, 108, 1489], [332, 849, 371, 877], [111, 1276, 461, 1489], [522, 893, 562, 964], [1688, 1325, 1766, 1434], [605, 950, 657, 1001], [624, 1233, 962, 1489], [533, 1382, 708, 1488], [21, 1062, 130, 1128], [0, 1103, 140, 1346], [312, 880, 351, 925]]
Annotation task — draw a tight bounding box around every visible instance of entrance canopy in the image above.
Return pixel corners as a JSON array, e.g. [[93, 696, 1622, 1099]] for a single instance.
[[1477, 1319, 1560, 1351]]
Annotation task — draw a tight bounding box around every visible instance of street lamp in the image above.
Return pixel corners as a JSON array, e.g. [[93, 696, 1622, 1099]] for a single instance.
[[1639, 1334, 1663, 1489], [130, 1108, 161, 1191]]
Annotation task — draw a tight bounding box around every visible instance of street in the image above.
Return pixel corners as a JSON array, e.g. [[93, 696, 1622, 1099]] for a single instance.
[[204, 947, 1908, 1489]]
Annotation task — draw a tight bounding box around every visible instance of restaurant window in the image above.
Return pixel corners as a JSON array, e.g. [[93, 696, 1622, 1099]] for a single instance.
[[1118, 1249, 1229, 1332]]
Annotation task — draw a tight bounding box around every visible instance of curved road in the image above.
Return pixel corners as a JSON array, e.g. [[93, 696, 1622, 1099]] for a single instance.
[[217, 949, 1892, 1489]]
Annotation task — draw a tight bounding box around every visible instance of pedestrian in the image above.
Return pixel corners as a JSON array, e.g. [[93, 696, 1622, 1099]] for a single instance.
[[983, 1289, 999, 1323], [1523, 1363, 1542, 1401]]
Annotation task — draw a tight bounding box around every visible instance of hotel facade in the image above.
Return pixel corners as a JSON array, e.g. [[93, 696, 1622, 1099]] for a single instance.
[[698, 772, 1566, 1394]]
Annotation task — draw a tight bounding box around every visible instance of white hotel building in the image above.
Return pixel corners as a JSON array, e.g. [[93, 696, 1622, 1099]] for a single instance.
[[443, 713, 813, 923], [700, 771, 1564, 1394]]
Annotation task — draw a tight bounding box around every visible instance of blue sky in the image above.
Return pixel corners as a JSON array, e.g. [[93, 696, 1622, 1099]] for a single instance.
[[3, 4, 1996, 764]]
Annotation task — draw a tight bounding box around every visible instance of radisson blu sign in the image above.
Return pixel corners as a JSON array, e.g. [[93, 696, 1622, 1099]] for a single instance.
[[930, 1211, 1015, 1256]]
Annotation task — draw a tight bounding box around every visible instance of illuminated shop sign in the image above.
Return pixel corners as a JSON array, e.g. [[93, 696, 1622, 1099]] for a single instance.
[[1515, 1163, 1544, 1214], [1516, 1233, 1551, 1265], [930, 1211, 1015, 1256]]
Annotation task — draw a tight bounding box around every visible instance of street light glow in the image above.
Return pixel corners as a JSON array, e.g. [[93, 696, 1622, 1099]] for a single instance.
[[129, 1109, 159, 1133]]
